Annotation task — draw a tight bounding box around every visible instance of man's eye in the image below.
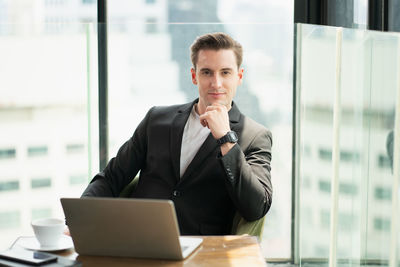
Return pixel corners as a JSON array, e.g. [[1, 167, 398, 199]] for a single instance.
[[202, 71, 211, 76], [222, 71, 231, 75]]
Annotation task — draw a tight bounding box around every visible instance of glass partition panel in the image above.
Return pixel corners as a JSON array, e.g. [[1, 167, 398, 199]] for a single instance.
[[106, 22, 293, 259], [0, 23, 98, 250], [297, 24, 337, 261], [297, 23, 400, 265]]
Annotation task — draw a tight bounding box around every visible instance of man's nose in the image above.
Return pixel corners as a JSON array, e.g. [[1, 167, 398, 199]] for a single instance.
[[211, 74, 222, 88]]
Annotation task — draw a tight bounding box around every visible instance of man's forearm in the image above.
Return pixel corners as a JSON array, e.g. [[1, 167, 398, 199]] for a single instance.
[[81, 174, 115, 197], [219, 129, 273, 221]]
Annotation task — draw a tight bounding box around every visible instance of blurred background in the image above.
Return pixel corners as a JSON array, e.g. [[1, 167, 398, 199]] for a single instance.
[[1, 0, 400, 265]]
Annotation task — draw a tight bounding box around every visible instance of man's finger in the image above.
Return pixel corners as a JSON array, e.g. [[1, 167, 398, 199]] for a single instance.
[[200, 118, 207, 127]]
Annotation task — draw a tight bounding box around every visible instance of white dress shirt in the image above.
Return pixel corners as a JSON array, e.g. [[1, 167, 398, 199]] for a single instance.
[[180, 105, 210, 178]]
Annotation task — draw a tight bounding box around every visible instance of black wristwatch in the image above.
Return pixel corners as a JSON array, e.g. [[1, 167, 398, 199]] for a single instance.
[[217, 131, 238, 145]]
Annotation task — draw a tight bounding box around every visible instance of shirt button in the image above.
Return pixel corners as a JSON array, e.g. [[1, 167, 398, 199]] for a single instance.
[[173, 190, 181, 197]]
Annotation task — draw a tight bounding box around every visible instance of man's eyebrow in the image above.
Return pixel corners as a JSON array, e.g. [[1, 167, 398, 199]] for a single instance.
[[199, 68, 212, 72], [199, 67, 234, 72]]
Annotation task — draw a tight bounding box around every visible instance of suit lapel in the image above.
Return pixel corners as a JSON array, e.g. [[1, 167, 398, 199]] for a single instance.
[[228, 102, 242, 139], [180, 101, 242, 181], [170, 101, 195, 181]]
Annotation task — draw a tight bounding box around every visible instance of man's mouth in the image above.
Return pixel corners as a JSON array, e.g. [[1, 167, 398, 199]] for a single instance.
[[208, 92, 225, 96]]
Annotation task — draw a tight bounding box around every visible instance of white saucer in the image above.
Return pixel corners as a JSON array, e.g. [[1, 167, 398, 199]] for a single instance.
[[17, 235, 73, 252]]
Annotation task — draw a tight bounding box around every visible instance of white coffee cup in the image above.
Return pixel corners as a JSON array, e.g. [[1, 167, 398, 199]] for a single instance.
[[31, 218, 65, 247]]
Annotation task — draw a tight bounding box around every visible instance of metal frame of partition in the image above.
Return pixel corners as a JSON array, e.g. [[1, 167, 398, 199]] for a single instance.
[[291, 23, 301, 265], [368, 0, 388, 31], [294, 0, 395, 32], [294, 0, 354, 28], [98, 0, 109, 171]]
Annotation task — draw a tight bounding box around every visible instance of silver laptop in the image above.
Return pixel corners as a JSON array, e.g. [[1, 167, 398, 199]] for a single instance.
[[60, 197, 202, 260]]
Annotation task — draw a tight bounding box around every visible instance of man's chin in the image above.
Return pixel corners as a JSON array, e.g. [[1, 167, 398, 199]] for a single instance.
[[207, 100, 226, 107]]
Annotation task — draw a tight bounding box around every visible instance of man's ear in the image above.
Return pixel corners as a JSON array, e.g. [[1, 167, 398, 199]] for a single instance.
[[191, 68, 197, 85], [238, 68, 244, 85]]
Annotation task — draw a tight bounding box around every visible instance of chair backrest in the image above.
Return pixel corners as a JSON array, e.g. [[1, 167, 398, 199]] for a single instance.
[[119, 177, 265, 240]]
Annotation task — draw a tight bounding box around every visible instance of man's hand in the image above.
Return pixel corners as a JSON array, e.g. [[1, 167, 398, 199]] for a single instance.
[[199, 104, 235, 155]]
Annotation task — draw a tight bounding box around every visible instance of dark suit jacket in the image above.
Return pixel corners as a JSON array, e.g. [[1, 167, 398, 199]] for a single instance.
[[82, 99, 273, 235]]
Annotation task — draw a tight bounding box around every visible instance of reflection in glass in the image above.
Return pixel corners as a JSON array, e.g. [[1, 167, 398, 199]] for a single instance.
[[0, 22, 97, 250], [297, 23, 400, 264]]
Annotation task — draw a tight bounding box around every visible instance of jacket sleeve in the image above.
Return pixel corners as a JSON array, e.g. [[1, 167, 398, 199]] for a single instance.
[[219, 128, 272, 221], [81, 107, 153, 197]]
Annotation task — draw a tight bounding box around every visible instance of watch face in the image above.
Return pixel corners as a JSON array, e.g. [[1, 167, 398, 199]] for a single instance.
[[227, 131, 238, 143]]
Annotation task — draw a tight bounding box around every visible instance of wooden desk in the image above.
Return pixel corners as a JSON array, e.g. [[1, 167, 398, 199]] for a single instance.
[[57, 235, 266, 267]]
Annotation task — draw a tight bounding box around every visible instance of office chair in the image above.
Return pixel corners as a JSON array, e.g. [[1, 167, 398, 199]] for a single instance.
[[119, 177, 266, 240]]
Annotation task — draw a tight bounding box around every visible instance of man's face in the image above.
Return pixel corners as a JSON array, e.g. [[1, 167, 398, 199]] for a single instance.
[[191, 49, 243, 114]]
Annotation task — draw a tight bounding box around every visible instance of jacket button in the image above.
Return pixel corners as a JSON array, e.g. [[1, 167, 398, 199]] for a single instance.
[[173, 190, 181, 197]]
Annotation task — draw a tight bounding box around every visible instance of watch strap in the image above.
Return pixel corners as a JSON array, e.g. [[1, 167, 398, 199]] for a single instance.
[[217, 131, 238, 145]]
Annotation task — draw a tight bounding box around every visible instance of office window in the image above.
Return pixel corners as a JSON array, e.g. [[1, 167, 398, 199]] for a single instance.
[[320, 210, 355, 231], [32, 208, 52, 220], [301, 175, 311, 189], [375, 187, 391, 201], [319, 180, 331, 193], [31, 178, 52, 189], [45, 0, 67, 5], [373, 217, 391, 231], [314, 245, 329, 257], [82, 0, 96, 4], [300, 207, 313, 225], [0, 181, 19, 192], [66, 144, 84, 154], [0, 211, 20, 229], [0, 0, 6, 35], [302, 145, 312, 158], [320, 210, 330, 229], [319, 180, 358, 196], [27, 146, 48, 157], [378, 154, 391, 169], [340, 151, 360, 163], [145, 18, 157, 33], [69, 174, 87, 185], [0, 148, 16, 159], [318, 148, 360, 163], [338, 213, 354, 231], [339, 183, 358, 196], [318, 148, 332, 161]]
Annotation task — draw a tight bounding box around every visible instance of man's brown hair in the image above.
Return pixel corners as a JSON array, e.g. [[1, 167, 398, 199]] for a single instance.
[[190, 32, 243, 70]]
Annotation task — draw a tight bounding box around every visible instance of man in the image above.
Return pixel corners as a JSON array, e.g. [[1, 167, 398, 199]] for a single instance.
[[82, 32, 273, 235]]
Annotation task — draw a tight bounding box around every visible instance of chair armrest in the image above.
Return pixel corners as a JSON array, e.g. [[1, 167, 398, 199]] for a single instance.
[[231, 213, 265, 241], [119, 176, 139, 197]]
